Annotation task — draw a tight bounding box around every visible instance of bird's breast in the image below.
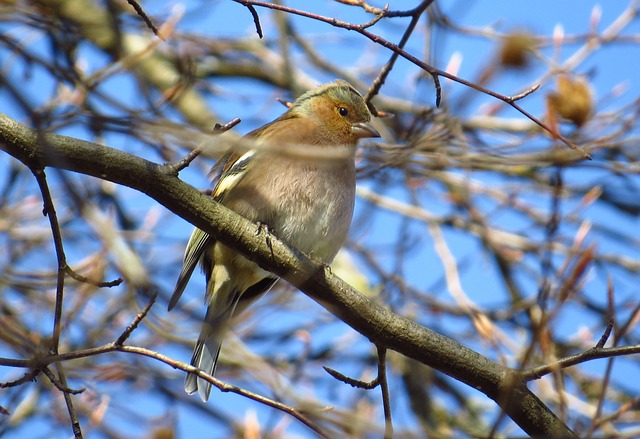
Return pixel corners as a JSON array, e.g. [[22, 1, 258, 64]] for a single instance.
[[227, 158, 356, 263]]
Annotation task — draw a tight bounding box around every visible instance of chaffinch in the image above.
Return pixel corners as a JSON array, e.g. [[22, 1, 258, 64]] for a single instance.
[[169, 80, 380, 401]]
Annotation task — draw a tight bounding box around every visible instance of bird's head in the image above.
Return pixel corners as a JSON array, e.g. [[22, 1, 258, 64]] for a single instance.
[[291, 80, 380, 144]]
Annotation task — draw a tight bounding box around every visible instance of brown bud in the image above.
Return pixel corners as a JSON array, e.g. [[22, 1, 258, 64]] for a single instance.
[[547, 75, 593, 127], [499, 32, 535, 68]]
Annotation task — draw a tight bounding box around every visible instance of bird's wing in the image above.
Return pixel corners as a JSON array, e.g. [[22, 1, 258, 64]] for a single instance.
[[168, 146, 259, 311], [168, 227, 212, 311], [210, 149, 256, 201]]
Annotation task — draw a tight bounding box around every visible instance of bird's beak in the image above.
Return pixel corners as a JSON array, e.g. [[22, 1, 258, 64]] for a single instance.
[[351, 121, 381, 139]]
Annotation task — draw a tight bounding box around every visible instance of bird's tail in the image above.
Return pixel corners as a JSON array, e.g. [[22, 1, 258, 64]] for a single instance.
[[185, 302, 234, 402], [184, 278, 277, 401]]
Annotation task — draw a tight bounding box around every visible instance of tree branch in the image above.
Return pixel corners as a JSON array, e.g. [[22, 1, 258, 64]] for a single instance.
[[0, 112, 576, 438]]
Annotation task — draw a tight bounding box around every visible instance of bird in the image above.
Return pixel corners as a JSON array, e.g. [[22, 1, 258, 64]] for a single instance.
[[168, 80, 380, 401]]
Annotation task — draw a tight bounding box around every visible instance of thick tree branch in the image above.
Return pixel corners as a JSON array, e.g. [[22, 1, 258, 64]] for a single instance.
[[0, 113, 575, 438]]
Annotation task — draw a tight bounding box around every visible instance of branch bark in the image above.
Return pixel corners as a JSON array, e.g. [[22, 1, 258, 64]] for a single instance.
[[0, 112, 576, 438]]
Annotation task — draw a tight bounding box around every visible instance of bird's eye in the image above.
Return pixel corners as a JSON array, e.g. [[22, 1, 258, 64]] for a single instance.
[[338, 107, 349, 117]]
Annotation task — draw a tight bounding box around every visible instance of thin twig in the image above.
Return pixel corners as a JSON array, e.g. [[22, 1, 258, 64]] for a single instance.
[[115, 291, 158, 346], [212, 118, 241, 133], [169, 146, 203, 173], [358, 4, 388, 30], [0, 370, 39, 388], [63, 266, 123, 288], [587, 279, 617, 438], [589, 397, 640, 432], [323, 366, 379, 389], [41, 367, 85, 395], [168, 118, 241, 173], [53, 364, 83, 439], [31, 167, 66, 353], [376, 346, 393, 439], [596, 317, 614, 349], [30, 166, 84, 438], [240, 2, 264, 38], [510, 84, 541, 101], [125, 0, 161, 39], [324, 346, 393, 437], [523, 344, 640, 381]]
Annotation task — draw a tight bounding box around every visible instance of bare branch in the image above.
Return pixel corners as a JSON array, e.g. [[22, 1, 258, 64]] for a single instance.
[[323, 366, 379, 389], [524, 344, 640, 381], [377, 346, 393, 439], [115, 291, 158, 346], [234, 0, 591, 157], [126, 0, 162, 39]]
